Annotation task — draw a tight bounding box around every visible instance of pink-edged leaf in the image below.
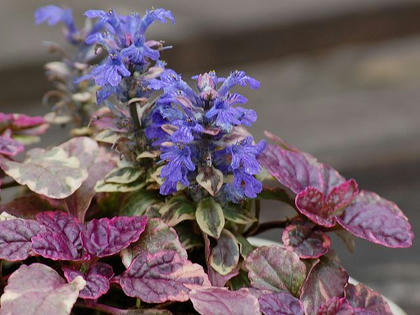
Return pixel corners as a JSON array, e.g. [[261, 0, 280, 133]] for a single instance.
[[258, 292, 304, 315], [0, 132, 24, 157], [63, 262, 113, 300], [0, 218, 42, 261], [345, 283, 392, 314], [189, 287, 260, 315], [119, 250, 210, 303], [245, 245, 306, 296], [32, 211, 88, 261], [82, 216, 147, 257], [318, 164, 346, 196], [282, 221, 330, 259], [295, 180, 359, 227], [295, 187, 336, 227], [318, 297, 353, 315], [300, 255, 349, 315], [0, 263, 85, 315], [337, 191, 413, 248], [209, 229, 239, 276], [0, 112, 13, 124], [10, 114, 45, 128], [121, 218, 187, 268], [61, 137, 117, 222], [258, 143, 321, 194], [208, 265, 239, 287], [326, 179, 358, 214]]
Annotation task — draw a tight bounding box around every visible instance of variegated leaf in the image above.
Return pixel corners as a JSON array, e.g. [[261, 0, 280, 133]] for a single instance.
[[196, 198, 225, 239], [196, 166, 224, 196], [210, 229, 239, 276], [0, 146, 88, 199]]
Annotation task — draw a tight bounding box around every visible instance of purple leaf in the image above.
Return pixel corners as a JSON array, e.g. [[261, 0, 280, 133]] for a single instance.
[[317, 297, 354, 315], [300, 255, 349, 314], [345, 283, 392, 314], [245, 245, 306, 296], [10, 114, 46, 129], [258, 143, 321, 194], [208, 265, 239, 287], [189, 287, 260, 315], [63, 262, 113, 299], [82, 215, 147, 257], [32, 211, 88, 261], [119, 250, 210, 303], [258, 292, 304, 315], [295, 179, 358, 228], [0, 132, 24, 157], [0, 218, 41, 261], [0, 263, 85, 315], [336, 191, 414, 248], [282, 220, 330, 259], [121, 218, 187, 268]]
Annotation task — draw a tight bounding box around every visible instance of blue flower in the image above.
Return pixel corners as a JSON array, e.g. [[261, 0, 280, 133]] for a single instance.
[[218, 70, 260, 97], [35, 5, 77, 42], [146, 69, 265, 201], [159, 145, 195, 195], [228, 137, 266, 175], [77, 53, 130, 87], [232, 169, 263, 199]]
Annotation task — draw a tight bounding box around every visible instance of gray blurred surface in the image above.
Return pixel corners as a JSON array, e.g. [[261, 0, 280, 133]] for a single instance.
[[1, 1, 420, 313]]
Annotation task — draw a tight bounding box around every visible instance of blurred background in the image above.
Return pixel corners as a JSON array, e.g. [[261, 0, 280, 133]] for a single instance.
[[1, 0, 419, 313]]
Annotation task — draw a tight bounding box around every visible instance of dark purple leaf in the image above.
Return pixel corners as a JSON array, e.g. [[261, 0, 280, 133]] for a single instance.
[[0, 218, 41, 261], [282, 220, 330, 259], [345, 283, 392, 314], [245, 245, 306, 296], [32, 211, 88, 261], [0, 263, 85, 315], [121, 218, 187, 268], [189, 287, 260, 315], [295, 179, 358, 228], [82, 215, 147, 257], [300, 255, 348, 315], [119, 250, 210, 303], [258, 291, 304, 315], [63, 262, 113, 299], [258, 143, 321, 194], [317, 297, 353, 315], [337, 191, 414, 248]]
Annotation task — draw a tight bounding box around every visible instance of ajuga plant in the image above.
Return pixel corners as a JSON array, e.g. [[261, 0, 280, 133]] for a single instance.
[[0, 5, 414, 315]]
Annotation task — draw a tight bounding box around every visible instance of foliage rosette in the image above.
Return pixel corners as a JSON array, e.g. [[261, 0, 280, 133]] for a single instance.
[[0, 3, 414, 315]]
